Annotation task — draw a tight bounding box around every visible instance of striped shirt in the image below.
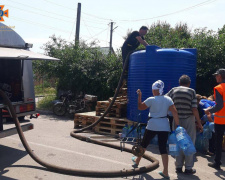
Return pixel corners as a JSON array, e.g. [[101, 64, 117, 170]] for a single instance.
[[166, 86, 197, 119]]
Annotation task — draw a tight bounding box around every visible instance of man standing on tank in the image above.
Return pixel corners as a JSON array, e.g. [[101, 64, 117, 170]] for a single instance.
[[121, 26, 149, 67]]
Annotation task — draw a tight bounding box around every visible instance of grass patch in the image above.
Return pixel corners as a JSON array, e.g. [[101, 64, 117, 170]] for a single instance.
[[36, 95, 56, 110], [35, 86, 56, 96]]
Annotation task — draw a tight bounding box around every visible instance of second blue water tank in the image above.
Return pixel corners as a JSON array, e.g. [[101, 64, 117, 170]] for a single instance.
[[127, 45, 197, 123]]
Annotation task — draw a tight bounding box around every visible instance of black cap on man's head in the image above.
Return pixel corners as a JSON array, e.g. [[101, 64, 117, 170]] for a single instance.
[[213, 69, 225, 77], [213, 69, 225, 80]]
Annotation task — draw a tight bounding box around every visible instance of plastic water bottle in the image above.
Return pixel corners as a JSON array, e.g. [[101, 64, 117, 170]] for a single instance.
[[175, 126, 196, 156], [195, 132, 208, 152], [168, 131, 180, 156], [128, 125, 134, 137], [209, 122, 215, 132], [201, 114, 208, 122], [183, 133, 196, 156], [122, 124, 129, 138], [203, 122, 212, 139], [175, 126, 190, 150]]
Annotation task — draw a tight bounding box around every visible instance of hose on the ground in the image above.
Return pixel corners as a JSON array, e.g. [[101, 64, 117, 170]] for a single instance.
[[0, 50, 159, 177], [70, 50, 159, 177]]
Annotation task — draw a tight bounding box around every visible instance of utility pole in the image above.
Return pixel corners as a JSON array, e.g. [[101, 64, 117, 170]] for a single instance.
[[109, 22, 118, 54], [75, 3, 81, 46], [109, 22, 114, 54]]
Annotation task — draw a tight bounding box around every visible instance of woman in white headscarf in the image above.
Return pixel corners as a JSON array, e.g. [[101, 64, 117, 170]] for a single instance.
[[132, 80, 179, 179]]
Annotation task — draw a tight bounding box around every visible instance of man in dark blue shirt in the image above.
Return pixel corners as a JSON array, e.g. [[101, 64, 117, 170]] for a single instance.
[[121, 26, 149, 66]]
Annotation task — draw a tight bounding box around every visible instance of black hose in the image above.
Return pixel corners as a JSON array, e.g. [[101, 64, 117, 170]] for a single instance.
[[0, 50, 159, 177], [70, 51, 159, 177]]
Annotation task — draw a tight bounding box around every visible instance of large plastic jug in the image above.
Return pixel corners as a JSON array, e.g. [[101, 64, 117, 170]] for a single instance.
[[175, 126, 190, 150], [122, 124, 129, 138], [203, 122, 212, 139], [209, 122, 214, 132], [195, 132, 208, 152], [168, 131, 180, 156], [175, 126, 196, 156], [183, 132, 196, 156]]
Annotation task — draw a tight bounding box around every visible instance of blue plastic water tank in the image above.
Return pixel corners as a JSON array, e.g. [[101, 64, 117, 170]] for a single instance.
[[127, 45, 197, 123]]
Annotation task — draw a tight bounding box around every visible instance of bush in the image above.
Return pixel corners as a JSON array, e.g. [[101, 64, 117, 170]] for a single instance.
[[33, 36, 122, 100], [34, 23, 225, 98]]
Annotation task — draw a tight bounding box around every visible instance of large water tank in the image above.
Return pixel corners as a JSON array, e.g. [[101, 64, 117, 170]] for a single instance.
[[127, 45, 197, 123]]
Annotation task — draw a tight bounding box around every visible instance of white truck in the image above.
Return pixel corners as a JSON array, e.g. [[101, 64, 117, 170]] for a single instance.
[[0, 22, 59, 138]]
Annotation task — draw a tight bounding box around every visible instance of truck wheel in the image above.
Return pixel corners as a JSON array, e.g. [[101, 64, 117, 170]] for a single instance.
[[53, 103, 67, 116]]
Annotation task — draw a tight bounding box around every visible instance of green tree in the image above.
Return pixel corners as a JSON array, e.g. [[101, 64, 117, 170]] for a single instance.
[[35, 22, 225, 99], [33, 35, 122, 100]]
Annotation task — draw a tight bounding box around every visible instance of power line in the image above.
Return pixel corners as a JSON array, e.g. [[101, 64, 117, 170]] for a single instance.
[[41, 0, 76, 11], [80, 17, 108, 25], [6, 0, 74, 20], [83, 24, 108, 30], [106, 24, 109, 46], [116, 0, 218, 22], [81, 35, 120, 48], [11, 16, 71, 34], [81, 17, 107, 30], [82, 12, 111, 21], [5, 4, 74, 23], [68, 17, 77, 41], [82, 18, 93, 38], [80, 0, 217, 23], [114, 31, 124, 38], [83, 28, 108, 42]]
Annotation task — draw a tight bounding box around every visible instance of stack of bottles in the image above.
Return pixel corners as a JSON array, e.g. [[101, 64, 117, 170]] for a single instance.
[[203, 121, 212, 139], [175, 126, 196, 156], [121, 124, 146, 138], [195, 121, 214, 152], [209, 122, 214, 132], [195, 132, 209, 152], [121, 124, 129, 138], [168, 131, 180, 156]]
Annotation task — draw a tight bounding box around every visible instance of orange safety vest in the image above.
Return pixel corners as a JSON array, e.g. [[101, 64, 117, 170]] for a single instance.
[[214, 83, 225, 124]]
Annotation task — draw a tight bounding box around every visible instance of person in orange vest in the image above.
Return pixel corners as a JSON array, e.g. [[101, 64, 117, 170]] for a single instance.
[[205, 68, 225, 170]]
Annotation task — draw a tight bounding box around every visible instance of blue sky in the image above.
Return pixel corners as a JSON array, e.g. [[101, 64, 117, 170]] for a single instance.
[[1, 0, 224, 53]]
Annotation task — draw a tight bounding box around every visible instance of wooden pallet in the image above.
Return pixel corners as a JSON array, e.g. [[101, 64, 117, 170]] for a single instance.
[[74, 112, 97, 128], [97, 117, 134, 126], [94, 116, 136, 135], [95, 100, 127, 118], [74, 111, 136, 136], [93, 126, 122, 135], [96, 101, 127, 108], [108, 96, 127, 103], [96, 110, 126, 118], [96, 101, 110, 107]]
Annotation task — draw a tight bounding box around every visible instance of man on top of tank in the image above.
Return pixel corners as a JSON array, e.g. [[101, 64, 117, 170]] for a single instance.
[[121, 26, 149, 66]]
